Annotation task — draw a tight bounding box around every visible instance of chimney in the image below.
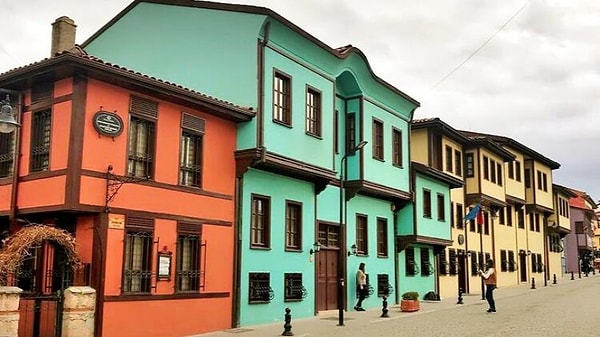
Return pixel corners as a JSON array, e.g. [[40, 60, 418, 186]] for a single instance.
[[51, 16, 77, 56]]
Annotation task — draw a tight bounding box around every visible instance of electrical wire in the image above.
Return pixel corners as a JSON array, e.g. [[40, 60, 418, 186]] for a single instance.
[[429, 0, 530, 91]]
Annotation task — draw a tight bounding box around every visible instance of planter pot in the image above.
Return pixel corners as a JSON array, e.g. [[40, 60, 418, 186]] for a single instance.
[[400, 299, 420, 312]]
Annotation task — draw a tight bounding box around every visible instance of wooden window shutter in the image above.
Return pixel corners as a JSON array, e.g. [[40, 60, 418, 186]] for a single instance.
[[126, 216, 154, 231], [177, 222, 202, 235], [182, 113, 205, 134], [31, 82, 54, 103], [130, 96, 159, 119]]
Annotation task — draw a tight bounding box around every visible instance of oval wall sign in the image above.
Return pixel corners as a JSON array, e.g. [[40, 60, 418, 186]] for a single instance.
[[457, 234, 465, 245], [93, 110, 124, 137]]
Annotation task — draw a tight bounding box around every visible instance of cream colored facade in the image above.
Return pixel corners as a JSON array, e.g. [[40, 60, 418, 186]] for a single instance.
[[411, 121, 567, 300]]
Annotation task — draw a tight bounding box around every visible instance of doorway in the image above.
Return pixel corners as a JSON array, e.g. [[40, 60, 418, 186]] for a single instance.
[[519, 252, 527, 282], [458, 250, 467, 293], [316, 222, 340, 311]]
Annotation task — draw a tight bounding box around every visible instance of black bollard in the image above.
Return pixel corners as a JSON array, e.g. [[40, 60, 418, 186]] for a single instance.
[[282, 308, 294, 336], [571, 271, 574, 280], [380, 296, 389, 318], [531, 277, 536, 289], [553, 274, 557, 284], [457, 287, 464, 305]]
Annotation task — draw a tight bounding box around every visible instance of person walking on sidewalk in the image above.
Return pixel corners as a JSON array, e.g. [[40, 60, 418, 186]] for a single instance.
[[354, 262, 367, 311], [479, 259, 497, 313]]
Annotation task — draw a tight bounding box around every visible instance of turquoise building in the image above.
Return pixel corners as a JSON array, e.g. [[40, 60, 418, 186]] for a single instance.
[[83, 0, 419, 327], [397, 162, 463, 298]]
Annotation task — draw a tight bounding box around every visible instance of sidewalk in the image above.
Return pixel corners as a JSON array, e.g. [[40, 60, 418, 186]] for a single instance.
[[191, 274, 594, 337]]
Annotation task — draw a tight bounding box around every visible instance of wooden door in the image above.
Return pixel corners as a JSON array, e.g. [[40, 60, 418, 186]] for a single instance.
[[519, 253, 527, 282], [316, 222, 341, 311]]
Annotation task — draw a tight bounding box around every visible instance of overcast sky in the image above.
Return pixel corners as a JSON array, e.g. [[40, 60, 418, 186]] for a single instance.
[[2, 0, 599, 202]]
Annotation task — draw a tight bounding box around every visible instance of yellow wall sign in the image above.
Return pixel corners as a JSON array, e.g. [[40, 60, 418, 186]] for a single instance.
[[108, 214, 125, 230]]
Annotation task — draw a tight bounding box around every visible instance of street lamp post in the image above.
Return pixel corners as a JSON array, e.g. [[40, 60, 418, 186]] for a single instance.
[[338, 140, 367, 327], [479, 221, 485, 300]]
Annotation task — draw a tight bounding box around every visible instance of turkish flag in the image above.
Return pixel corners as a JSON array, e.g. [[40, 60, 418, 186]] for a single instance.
[[476, 210, 484, 225]]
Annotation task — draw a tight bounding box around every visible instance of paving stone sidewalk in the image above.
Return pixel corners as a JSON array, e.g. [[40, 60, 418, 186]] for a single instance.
[[190, 274, 595, 337]]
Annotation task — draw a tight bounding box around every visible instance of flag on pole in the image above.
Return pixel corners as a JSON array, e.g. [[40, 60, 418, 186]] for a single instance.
[[464, 203, 481, 222]]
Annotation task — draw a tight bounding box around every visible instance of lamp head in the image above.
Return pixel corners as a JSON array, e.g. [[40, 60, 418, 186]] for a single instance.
[[0, 95, 20, 133]]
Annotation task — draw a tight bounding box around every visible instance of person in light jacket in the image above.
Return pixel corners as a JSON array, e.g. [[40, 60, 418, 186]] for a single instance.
[[479, 259, 497, 313], [354, 262, 367, 311]]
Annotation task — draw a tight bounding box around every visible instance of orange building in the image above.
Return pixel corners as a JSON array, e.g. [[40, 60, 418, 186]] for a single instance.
[[0, 48, 254, 337]]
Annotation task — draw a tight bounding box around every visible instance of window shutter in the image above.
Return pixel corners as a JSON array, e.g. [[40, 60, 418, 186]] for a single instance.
[[130, 96, 158, 119], [182, 113, 205, 134], [178, 222, 202, 235], [126, 217, 154, 231]]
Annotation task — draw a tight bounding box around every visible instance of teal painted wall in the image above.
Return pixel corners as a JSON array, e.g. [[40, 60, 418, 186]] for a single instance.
[[397, 202, 414, 235], [239, 169, 316, 325], [362, 100, 410, 192], [260, 48, 334, 166], [414, 174, 451, 240], [344, 195, 395, 309], [397, 245, 436, 299], [84, 3, 265, 110], [316, 185, 339, 222]]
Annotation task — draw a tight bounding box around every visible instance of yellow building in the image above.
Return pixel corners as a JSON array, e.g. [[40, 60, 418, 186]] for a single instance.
[[460, 132, 560, 289]]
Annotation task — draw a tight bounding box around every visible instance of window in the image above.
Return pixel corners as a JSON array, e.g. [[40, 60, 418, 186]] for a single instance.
[[123, 217, 154, 293], [450, 202, 455, 227], [518, 209, 525, 229], [455, 150, 462, 176], [249, 272, 272, 303], [529, 213, 535, 231], [506, 205, 513, 227], [445, 145, 453, 173], [405, 247, 417, 276], [508, 161, 514, 179], [0, 132, 15, 178], [372, 119, 384, 160], [465, 153, 474, 177], [273, 71, 291, 125], [483, 156, 489, 180], [537, 171, 542, 190], [497, 163, 503, 186], [284, 273, 305, 301], [531, 254, 537, 273], [392, 128, 402, 167], [30, 110, 52, 172], [439, 249, 448, 275], [470, 251, 478, 276], [285, 201, 302, 250], [484, 212, 490, 235], [490, 159, 496, 183], [542, 173, 548, 192], [305, 88, 321, 136], [499, 207, 505, 225], [449, 249, 458, 275], [423, 189, 431, 218], [536, 254, 543, 273], [356, 214, 368, 255], [376, 217, 388, 257], [515, 161, 521, 182], [500, 250, 507, 272], [179, 113, 204, 187], [334, 110, 339, 154], [437, 193, 445, 221], [318, 223, 340, 248], [508, 251, 516, 272], [456, 203, 464, 229], [524, 168, 531, 188], [345, 113, 356, 153], [421, 248, 432, 276], [377, 274, 391, 297], [176, 223, 203, 292], [535, 213, 540, 232], [128, 97, 158, 179], [251, 195, 270, 248]]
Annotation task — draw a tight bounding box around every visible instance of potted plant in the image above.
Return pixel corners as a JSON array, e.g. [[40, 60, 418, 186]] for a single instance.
[[400, 291, 420, 312]]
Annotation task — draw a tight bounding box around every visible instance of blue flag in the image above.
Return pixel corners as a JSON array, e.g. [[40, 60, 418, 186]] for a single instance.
[[464, 203, 481, 222]]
